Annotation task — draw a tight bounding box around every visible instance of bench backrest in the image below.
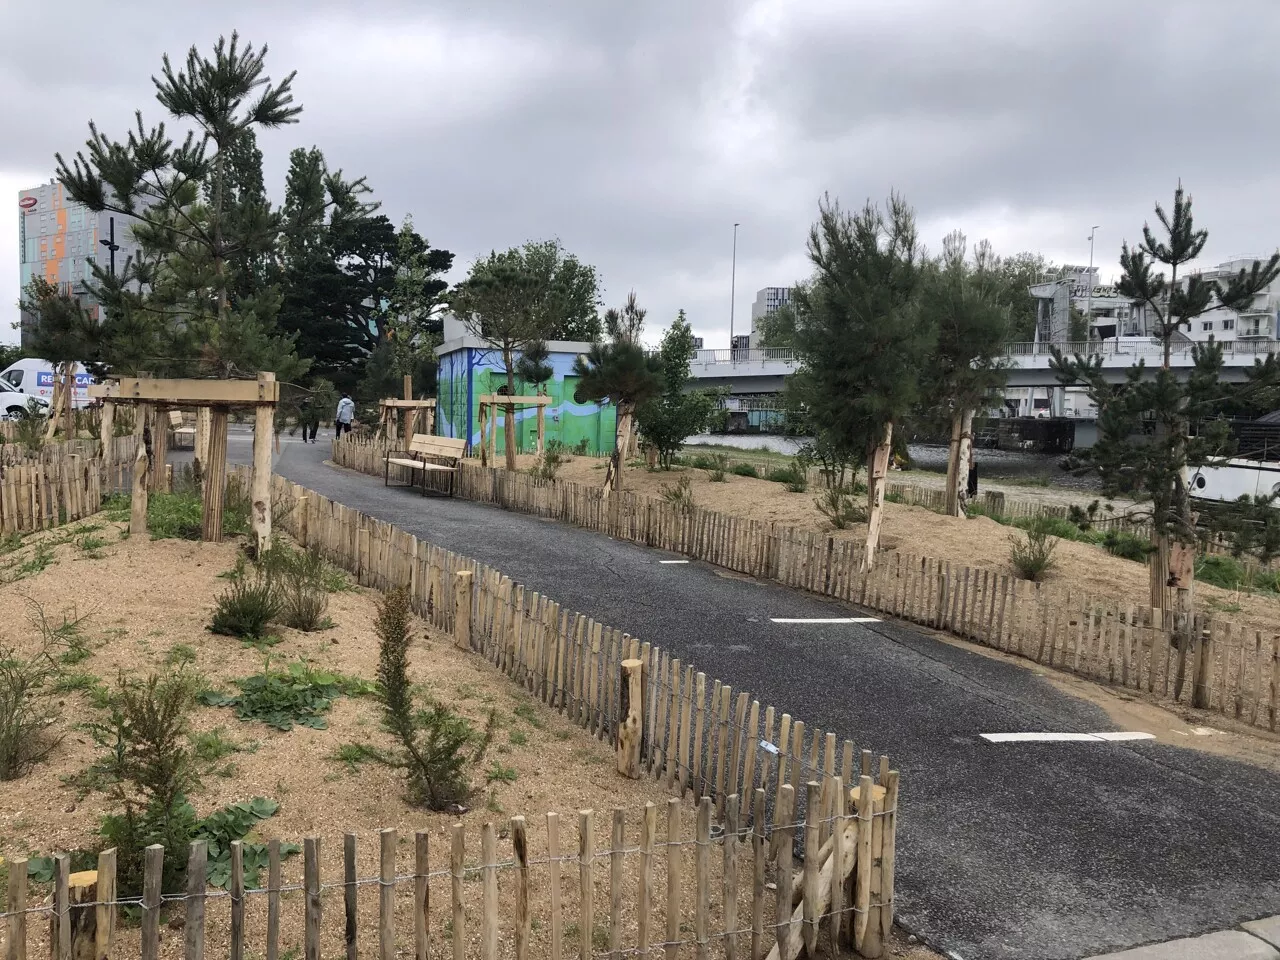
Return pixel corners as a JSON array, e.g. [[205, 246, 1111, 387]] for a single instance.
[[408, 434, 467, 461]]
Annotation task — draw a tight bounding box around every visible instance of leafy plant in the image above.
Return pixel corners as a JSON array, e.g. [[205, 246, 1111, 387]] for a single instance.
[[1009, 526, 1058, 582], [165, 643, 198, 666], [486, 761, 517, 784], [210, 568, 282, 641], [190, 727, 240, 764], [766, 463, 808, 492], [197, 797, 299, 889], [572, 437, 590, 456], [729, 463, 759, 478], [201, 658, 369, 731], [13, 398, 48, 454], [147, 492, 205, 540], [529, 440, 568, 482], [659, 476, 695, 512], [815, 485, 866, 530], [365, 588, 496, 810]]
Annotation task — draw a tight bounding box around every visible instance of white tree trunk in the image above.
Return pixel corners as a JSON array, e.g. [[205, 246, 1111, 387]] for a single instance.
[[862, 422, 893, 571], [603, 404, 633, 499], [944, 409, 974, 517]]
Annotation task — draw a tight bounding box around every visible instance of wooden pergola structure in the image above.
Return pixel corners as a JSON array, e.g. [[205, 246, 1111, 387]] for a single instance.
[[476, 393, 551, 462], [378, 374, 437, 442], [89, 373, 279, 550]]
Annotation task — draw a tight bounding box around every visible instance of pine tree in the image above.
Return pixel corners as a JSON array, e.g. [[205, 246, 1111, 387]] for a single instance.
[[792, 193, 934, 569], [635, 310, 717, 468], [918, 232, 1010, 515], [1052, 184, 1280, 704]]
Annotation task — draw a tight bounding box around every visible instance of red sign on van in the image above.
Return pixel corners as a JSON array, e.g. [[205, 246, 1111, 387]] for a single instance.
[[19, 197, 37, 210]]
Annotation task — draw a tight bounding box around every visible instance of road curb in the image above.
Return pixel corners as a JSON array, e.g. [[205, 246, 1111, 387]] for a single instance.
[[1085, 922, 1280, 959]]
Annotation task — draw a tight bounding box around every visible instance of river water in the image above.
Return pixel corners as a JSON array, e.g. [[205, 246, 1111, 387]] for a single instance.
[[685, 434, 1103, 491]]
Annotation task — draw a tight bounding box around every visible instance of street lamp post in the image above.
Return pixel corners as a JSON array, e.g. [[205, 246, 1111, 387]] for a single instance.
[[730, 222, 740, 356], [99, 216, 120, 277]]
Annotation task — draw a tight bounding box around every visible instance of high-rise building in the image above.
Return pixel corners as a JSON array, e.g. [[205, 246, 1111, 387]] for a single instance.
[[748, 286, 792, 347], [18, 179, 143, 347]]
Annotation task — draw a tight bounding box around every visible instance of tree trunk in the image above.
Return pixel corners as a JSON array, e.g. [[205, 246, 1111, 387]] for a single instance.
[[503, 358, 518, 471], [862, 422, 893, 572], [944, 408, 974, 517], [44, 366, 64, 441], [1149, 531, 1171, 616], [603, 403, 632, 499]]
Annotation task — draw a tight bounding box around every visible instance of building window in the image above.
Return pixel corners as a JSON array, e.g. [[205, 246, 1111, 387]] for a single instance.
[[1222, 318, 1235, 330], [1202, 321, 1213, 331]]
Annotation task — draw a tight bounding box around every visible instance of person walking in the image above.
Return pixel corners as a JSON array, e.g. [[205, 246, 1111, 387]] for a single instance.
[[299, 396, 320, 443], [335, 393, 355, 437]]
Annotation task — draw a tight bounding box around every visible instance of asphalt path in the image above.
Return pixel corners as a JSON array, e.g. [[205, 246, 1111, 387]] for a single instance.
[[218, 430, 1280, 960]]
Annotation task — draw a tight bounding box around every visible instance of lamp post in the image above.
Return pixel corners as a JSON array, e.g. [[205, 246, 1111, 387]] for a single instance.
[[99, 216, 120, 277], [730, 222, 740, 356], [1086, 225, 1099, 342]]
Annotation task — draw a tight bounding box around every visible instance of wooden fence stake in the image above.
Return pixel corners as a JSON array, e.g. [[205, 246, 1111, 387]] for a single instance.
[[579, 812, 594, 960], [513, 817, 530, 960], [774, 785, 797, 960], [482, 824, 499, 960], [610, 809, 625, 960], [451, 825, 465, 960], [618, 658, 644, 778], [548, 814, 563, 960], [724, 794, 740, 960], [95, 848, 116, 960], [267, 839, 281, 960], [665, 799, 682, 960], [7, 855, 27, 960], [305, 838, 321, 960], [454, 570, 473, 651], [638, 803, 656, 958], [380, 829, 396, 960], [229, 843, 243, 960], [344, 834, 358, 960], [803, 782, 821, 956], [186, 840, 207, 960], [695, 798, 711, 960]]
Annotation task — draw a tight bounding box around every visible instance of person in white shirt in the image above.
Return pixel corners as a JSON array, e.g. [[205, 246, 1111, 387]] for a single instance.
[[335, 394, 356, 436]]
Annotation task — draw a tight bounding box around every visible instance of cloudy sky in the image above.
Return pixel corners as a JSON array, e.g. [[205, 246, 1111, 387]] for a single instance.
[[3, 0, 1279, 348]]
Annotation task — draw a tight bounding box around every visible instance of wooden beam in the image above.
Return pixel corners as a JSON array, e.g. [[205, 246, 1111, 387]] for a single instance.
[[378, 399, 438, 409], [90, 377, 279, 405], [477, 394, 552, 406], [203, 409, 229, 542]]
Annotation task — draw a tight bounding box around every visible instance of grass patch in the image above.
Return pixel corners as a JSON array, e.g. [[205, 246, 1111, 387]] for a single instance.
[[78, 534, 109, 558], [512, 701, 545, 730], [486, 762, 518, 784], [329, 743, 376, 774], [190, 727, 240, 765], [165, 643, 198, 666], [729, 463, 759, 478], [507, 729, 528, 747]]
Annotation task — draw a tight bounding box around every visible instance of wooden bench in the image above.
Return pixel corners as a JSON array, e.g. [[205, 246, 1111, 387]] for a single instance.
[[385, 434, 467, 496], [169, 410, 196, 449]]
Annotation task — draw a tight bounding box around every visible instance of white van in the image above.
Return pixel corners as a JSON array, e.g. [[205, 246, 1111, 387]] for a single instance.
[[0, 359, 92, 411]]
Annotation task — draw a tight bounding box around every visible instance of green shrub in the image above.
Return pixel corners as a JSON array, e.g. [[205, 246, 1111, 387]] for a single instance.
[[210, 567, 281, 640], [766, 463, 808, 492], [1195, 555, 1259, 592], [703, 453, 729, 483], [197, 797, 298, 889], [529, 440, 569, 482], [261, 545, 333, 632], [815, 485, 866, 530], [1102, 531, 1151, 563], [0, 643, 62, 780], [729, 463, 759, 478], [364, 589, 496, 810], [571, 438, 590, 456], [1013, 515, 1081, 542], [147, 492, 205, 540], [1009, 527, 1057, 582]]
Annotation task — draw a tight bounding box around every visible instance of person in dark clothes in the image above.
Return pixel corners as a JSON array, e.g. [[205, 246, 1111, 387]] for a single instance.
[[967, 460, 979, 498]]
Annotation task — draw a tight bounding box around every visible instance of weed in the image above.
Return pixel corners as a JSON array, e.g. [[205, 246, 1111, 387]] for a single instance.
[[1009, 526, 1058, 582], [0, 642, 62, 780], [197, 797, 299, 889], [508, 729, 529, 747], [330, 743, 375, 774], [54, 671, 104, 694], [703, 453, 729, 483], [190, 727, 240, 765], [1208, 597, 1243, 614], [100, 493, 131, 523], [0, 532, 25, 556], [147, 492, 205, 540], [201, 658, 363, 731], [659, 476, 695, 512], [766, 463, 808, 493], [165, 644, 198, 667], [729, 463, 759, 478], [486, 762, 518, 784], [529, 440, 569, 482], [12, 542, 56, 580], [1102, 531, 1151, 563], [512, 701, 545, 730], [571, 438, 590, 456], [814, 485, 866, 530], [78, 534, 108, 558]]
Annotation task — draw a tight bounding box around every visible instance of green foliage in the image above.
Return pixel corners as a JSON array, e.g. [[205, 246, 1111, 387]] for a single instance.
[[815, 485, 866, 530], [729, 463, 759, 478], [635, 310, 717, 468], [165, 643, 198, 666], [1009, 526, 1058, 582], [1102, 531, 1152, 563], [201, 658, 368, 731], [367, 589, 496, 810], [12, 398, 49, 454], [659, 476, 695, 512], [210, 569, 282, 641], [197, 797, 299, 889], [259, 543, 334, 631], [529, 440, 569, 482], [486, 762, 518, 784], [703, 453, 729, 482], [0, 643, 62, 780], [1013, 515, 1082, 542], [146, 492, 204, 540], [514, 340, 554, 389], [765, 463, 809, 493], [1194, 555, 1279, 594], [190, 727, 240, 764]]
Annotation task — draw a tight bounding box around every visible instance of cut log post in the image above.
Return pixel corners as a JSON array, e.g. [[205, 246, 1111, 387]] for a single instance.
[[252, 374, 276, 555], [536, 405, 546, 455], [454, 570, 473, 651], [194, 406, 212, 482], [617, 658, 644, 777], [148, 405, 169, 493], [862, 423, 892, 571], [49, 866, 99, 960], [202, 408, 229, 542], [129, 442, 149, 537], [98, 401, 115, 457]]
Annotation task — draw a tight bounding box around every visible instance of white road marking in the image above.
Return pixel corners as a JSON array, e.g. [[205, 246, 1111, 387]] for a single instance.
[[981, 731, 1156, 743], [1191, 726, 1220, 736], [769, 617, 882, 624], [658, 560, 689, 564]]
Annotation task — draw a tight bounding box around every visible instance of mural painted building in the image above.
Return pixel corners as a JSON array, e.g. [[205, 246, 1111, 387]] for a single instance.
[[435, 332, 617, 455]]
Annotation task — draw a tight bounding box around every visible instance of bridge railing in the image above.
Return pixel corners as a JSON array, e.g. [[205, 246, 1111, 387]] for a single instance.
[[1003, 339, 1279, 359], [692, 347, 797, 365]]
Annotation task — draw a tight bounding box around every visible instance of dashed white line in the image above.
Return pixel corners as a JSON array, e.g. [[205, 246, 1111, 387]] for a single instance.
[[980, 732, 1156, 743], [770, 617, 882, 624], [658, 560, 689, 564]]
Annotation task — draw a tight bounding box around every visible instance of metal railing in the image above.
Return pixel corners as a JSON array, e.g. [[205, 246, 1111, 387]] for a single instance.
[[1003, 339, 1279, 359], [692, 348, 797, 365]]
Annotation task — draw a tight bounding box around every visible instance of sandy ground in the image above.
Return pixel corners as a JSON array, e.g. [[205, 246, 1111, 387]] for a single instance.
[[516, 454, 1280, 641], [0, 515, 941, 960]]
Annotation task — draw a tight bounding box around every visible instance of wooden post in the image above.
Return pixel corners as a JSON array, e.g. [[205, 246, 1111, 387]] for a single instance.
[[252, 374, 276, 555], [774, 785, 796, 960], [548, 814, 563, 960], [617, 658, 644, 777], [140, 846, 162, 960], [451, 825, 466, 960], [512, 817, 530, 960], [415, 832, 429, 960], [578, 812, 594, 960], [344, 834, 358, 960], [379, 829, 395, 960], [98, 401, 115, 457], [202, 408, 229, 542], [229, 843, 244, 960], [194, 406, 211, 481], [695, 798, 710, 960], [129, 441, 149, 537], [266, 840, 281, 960], [537, 405, 546, 455], [638, 803, 656, 958], [7, 856, 27, 960], [56, 863, 99, 960], [665, 799, 681, 960], [148, 405, 169, 493], [305, 838, 321, 960], [186, 840, 207, 960], [454, 570, 473, 650]]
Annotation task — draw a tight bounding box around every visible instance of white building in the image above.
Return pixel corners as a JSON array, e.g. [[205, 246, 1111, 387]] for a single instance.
[[748, 286, 792, 347]]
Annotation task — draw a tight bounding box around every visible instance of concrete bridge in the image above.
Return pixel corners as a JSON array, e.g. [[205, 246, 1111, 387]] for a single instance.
[[687, 340, 1279, 392]]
